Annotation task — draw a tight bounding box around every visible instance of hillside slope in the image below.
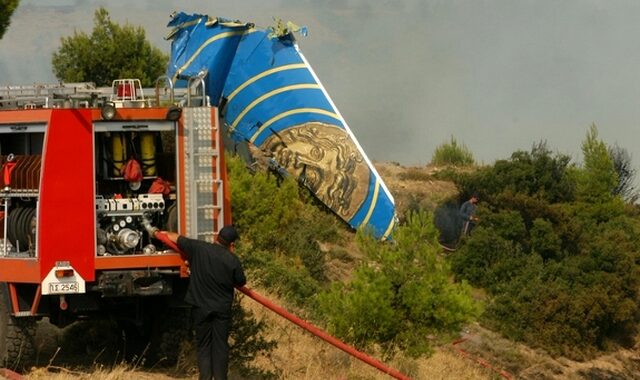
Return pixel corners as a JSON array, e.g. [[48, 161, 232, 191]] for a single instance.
[[372, 162, 640, 380], [25, 162, 640, 379]]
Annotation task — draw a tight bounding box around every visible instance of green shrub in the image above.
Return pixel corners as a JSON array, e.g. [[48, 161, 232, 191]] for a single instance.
[[318, 211, 480, 357], [430, 136, 475, 167], [450, 227, 527, 291], [230, 295, 278, 378], [445, 135, 640, 358], [609, 144, 639, 203], [455, 141, 575, 205], [486, 233, 640, 358], [576, 125, 618, 202], [227, 154, 341, 306], [483, 209, 527, 242], [529, 218, 562, 260], [241, 249, 321, 306]]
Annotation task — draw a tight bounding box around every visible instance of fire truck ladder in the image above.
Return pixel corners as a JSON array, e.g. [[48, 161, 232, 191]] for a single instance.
[[182, 76, 224, 241], [0, 82, 98, 109]]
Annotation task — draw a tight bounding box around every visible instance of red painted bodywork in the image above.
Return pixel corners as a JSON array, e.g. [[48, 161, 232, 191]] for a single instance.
[[0, 107, 225, 286], [37, 109, 96, 281]]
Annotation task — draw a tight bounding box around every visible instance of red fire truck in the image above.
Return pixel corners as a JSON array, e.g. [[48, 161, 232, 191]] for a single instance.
[[0, 78, 229, 367]]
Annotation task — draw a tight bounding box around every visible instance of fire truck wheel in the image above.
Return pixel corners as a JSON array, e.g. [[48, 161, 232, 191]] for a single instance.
[[0, 287, 37, 369], [165, 203, 177, 232], [151, 307, 192, 366], [6, 207, 21, 249]]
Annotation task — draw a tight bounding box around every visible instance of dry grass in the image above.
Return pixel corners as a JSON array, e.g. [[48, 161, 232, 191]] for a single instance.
[[24, 319, 197, 380], [374, 162, 459, 218], [26, 365, 189, 380], [239, 289, 494, 380], [416, 350, 496, 380], [449, 324, 640, 380], [27, 307, 640, 380]]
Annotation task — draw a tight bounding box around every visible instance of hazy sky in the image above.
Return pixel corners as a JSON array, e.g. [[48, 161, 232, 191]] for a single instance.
[[3, 0, 640, 168]]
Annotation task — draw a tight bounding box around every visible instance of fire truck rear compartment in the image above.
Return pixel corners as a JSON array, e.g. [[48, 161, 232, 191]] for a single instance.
[[1, 128, 177, 257], [93, 128, 177, 257]]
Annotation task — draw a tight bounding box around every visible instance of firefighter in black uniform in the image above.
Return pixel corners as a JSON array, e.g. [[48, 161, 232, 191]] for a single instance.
[[161, 225, 246, 380]]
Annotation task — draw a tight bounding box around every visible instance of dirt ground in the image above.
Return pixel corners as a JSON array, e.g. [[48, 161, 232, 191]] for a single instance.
[[21, 301, 497, 380], [19, 310, 640, 380], [373, 162, 459, 219]]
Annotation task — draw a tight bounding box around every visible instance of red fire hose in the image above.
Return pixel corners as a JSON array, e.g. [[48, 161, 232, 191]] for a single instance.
[[155, 232, 411, 380], [2, 160, 16, 187], [452, 337, 512, 379], [0, 368, 24, 380]]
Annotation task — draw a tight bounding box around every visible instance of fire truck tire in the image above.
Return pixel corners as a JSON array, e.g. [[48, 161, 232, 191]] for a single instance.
[[151, 307, 192, 366], [15, 208, 30, 249], [25, 208, 36, 249], [19, 208, 30, 241], [6, 206, 35, 252], [165, 203, 177, 232], [0, 287, 36, 369], [5, 207, 20, 249]]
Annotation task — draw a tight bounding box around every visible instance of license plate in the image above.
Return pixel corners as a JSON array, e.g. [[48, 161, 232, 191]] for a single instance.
[[49, 282, 79, 294]]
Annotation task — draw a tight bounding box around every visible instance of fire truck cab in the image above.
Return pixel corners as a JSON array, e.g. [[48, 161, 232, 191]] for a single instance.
[[0, 78, 230, 367]]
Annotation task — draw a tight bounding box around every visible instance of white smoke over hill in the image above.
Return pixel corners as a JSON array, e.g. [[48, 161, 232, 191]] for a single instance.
[[3, 0, 640, 172]]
